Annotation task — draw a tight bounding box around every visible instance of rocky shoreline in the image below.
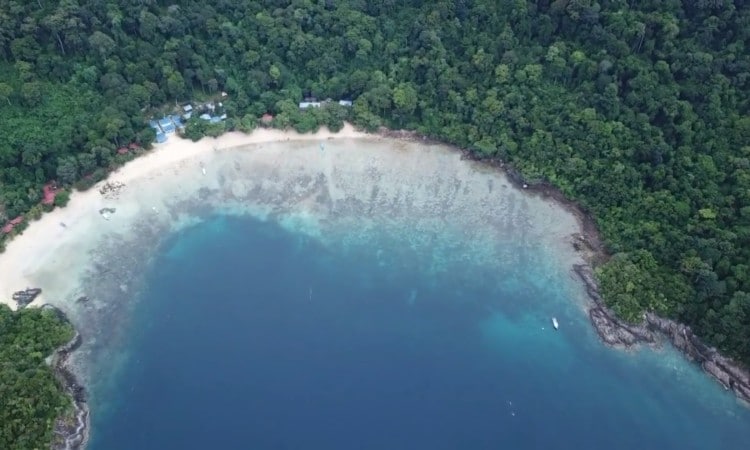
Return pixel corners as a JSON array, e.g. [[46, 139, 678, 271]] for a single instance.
[[573, 263, 750, 404], [448, 138, 750, 406], [42, 305, 90, 450]]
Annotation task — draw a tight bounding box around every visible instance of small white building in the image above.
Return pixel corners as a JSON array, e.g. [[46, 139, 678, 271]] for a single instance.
[[299, 102, 322, 109], [182, 104, 193, 120], [338, 100, 353, 107]]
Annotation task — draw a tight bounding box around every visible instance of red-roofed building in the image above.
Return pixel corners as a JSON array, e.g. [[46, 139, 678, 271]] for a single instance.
[[117, 147, 129, 155], [42, 183, 59, 205], [2, 216, 24, 234], [261, 114, 274, 125], [128, 142, 140, 150]]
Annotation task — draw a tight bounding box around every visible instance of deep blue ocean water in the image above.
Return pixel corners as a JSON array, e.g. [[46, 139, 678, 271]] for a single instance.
[[88, 215, 750, 450]]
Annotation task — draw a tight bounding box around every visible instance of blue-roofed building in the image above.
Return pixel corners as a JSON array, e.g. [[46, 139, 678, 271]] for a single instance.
[[149, 119, 160, 130], [155, 131, 167, 143], [169, 115, 184, 129], [159, 117, 176, 134], [199, 113, 211, 121], [210, 116, 222, 124]]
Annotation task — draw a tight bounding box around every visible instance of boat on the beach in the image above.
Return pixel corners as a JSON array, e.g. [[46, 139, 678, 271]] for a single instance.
[[552, 317, 559, 330]]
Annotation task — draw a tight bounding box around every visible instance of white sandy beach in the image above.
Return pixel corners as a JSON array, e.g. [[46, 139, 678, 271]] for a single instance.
[[0, 124, 368, 309], [0, 122, 585, 319]]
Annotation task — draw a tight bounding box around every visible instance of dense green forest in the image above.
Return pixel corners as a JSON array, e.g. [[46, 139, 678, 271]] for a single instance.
[[0, 305, 74, 449], [0, 0, 749, 417]]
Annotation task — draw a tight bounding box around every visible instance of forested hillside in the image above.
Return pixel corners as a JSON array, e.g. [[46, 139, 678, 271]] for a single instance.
[[0, 0, 748, 365]]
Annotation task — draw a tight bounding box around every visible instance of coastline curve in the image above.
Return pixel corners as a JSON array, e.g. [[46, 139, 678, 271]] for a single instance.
[[1, 125, 749, 449]]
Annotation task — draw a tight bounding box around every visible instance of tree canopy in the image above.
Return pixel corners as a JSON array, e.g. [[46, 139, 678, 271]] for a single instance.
[[0, 305, 74, 449]]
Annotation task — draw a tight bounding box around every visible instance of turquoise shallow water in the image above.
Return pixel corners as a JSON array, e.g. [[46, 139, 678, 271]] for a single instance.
[[87, 214, 750, 449]]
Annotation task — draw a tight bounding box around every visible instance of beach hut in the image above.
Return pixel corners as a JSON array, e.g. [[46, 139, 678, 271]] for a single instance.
[[261, 114, 274, 125], [155, 131, 167, 143], [149, 119, 160, 130], [199, 113, 211, 121]]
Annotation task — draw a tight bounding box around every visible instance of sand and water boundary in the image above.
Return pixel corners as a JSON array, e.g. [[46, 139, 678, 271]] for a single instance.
[[1, 123, 748, 449], [0, 125, 367, 309]]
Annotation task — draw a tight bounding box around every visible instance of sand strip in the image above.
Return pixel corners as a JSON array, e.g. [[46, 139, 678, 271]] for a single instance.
[[0, 125, 367, 309]]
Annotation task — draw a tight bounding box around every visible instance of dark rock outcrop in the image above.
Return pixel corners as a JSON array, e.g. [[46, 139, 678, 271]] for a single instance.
[[644, 313, 750, 403], [42, 305, 90, 450], [574, 264, 750, 405], [13, 287, 42, 307]]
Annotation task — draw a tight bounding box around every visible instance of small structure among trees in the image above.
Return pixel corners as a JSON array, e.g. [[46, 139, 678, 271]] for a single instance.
[[42, 183, 59, 206], [1, 216, 24, 234]]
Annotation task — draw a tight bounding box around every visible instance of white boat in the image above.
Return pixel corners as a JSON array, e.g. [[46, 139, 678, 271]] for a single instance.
[[202, 167, 206, 175], [552, 317, 559, 330]]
